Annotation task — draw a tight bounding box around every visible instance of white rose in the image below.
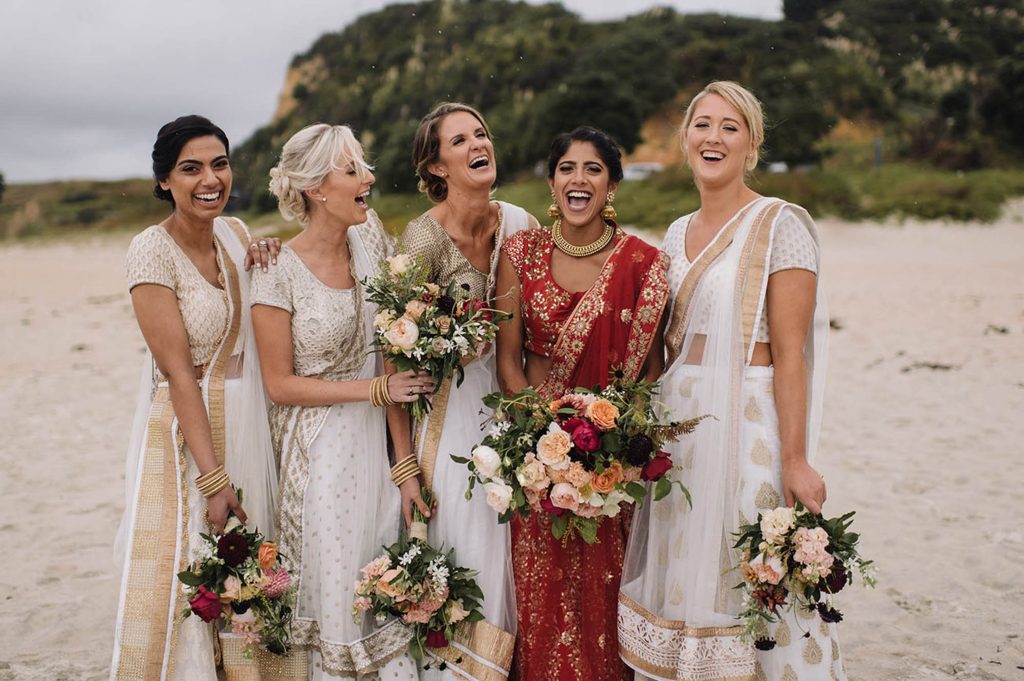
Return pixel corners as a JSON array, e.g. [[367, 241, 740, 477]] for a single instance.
[[483, 481, 514, 514], [760, 506, 796, 545], [223, 516, 244, 533], [386, 253, 413, 275], [600, 489, 630, 517], [383, 317, 419, 352], [472, 445, 502, 479]]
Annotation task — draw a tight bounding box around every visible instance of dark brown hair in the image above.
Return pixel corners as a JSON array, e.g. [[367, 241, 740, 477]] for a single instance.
[[411, 102, 491, 203]]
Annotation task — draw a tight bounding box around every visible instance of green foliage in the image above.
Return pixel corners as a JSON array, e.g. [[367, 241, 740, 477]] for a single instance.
[[0, 171, 5, 205]]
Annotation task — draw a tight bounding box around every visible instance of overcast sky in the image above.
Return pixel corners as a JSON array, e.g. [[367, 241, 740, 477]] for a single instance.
[[0, 0, 780, 184]]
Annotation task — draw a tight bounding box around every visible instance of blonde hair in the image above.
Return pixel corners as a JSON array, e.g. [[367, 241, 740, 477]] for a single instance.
[[680, 81, 765, 172], [268, 123, 372, 225], [412, 102, 492, 203]]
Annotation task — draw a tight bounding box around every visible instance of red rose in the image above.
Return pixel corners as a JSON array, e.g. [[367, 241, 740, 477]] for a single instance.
[[641, 451, 673, 481], [560, 417, 584, 434], [571, 421, 601, 453], [425, 628, 449, 648], [540, 496, 567, 517], [189, 585, 224, 623]]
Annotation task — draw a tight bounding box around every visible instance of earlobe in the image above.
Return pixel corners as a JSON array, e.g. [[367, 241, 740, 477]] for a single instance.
[[428, 163, 446, 178]]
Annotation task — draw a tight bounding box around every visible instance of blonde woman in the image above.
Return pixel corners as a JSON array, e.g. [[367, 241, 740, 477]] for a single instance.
[[399, 102, 537, 681], [618, 81, 845, 680], [252, 123, 432, 679]]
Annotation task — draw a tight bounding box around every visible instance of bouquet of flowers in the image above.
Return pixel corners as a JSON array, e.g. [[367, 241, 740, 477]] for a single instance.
[[454, 377, 705, 544], [732, 502, 876, 648], [352, 489, 485, 664], [176, 491, 295, 656], [364, 253, 510, 420]]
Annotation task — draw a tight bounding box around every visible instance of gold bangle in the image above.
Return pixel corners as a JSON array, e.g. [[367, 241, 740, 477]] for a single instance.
[[196, 464, 225, 486], [370, 376, 381, 408], [390, 457, 420, 486], [380, 374, 395, 406], [392, 467, 420, 487], [197, 471, 231, 498]]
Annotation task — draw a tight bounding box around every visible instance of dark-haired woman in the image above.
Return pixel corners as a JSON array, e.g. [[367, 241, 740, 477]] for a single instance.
[[110, 115, 279, 680], [495, 126, 669, 680], [399, 102, 537, 681]]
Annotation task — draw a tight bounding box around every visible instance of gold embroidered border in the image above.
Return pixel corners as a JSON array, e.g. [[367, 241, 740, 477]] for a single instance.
[[288, 617, 413, 675], [538, 235, 628, 398], [416, 376, 454, 488], [622, 249, 670, 382], [221, 633, 309, 681], [664, 203, 758, 367], [205, 236, 243, 466], [736, 203, 783, 363], [427, 618, 515, 681], [114, 387, 183, 680]]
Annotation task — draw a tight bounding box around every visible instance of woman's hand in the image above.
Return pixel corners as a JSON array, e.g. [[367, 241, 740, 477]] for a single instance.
[[206, 486, 248, 534], [243, 237, 282, 272], [386, 371, 436, 404], [399, 475, 433, 528], [782, 458, 826, 514]]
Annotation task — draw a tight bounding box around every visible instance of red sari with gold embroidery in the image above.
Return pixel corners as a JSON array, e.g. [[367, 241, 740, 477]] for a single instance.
[[501, 226, 669, 681]]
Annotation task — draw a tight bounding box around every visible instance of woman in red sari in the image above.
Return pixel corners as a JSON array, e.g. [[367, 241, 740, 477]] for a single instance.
[[494, 126, 669, 680]]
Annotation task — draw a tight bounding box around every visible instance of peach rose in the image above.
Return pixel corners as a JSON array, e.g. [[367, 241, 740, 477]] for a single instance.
[[585, 399, 620, 431], [257, 542, 278, 571], [435, 315, 452, 334], [373, 309, 396, 331], [549, 482, 581, 512], [547, 467, 570, 484], [376, 568, 407, 599], [536, 422, 572, 470], [749, 553, 785, 586], [405, 299, 428, 321], [384, 317, 419, 352], [221, 575, 241, 602], [622, 466, 643, 483], [591, 462, 624, 494], [566, 462, 591, 488], [516, 454, 550, 492], [387, 253, 413, 275], [483, 480, 514, 514], [446, 599, 470, 624]]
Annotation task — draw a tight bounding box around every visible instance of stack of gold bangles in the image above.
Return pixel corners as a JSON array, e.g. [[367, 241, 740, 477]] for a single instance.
[[390, 456, 421, 486], [370, 374, 395, 408], [196, 464, 231, 498]]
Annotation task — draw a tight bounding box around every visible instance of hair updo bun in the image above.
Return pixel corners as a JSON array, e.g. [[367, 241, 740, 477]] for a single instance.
[[268, 123, 373, 226]]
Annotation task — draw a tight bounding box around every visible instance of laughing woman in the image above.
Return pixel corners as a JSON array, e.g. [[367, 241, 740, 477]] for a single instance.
[[110, 115, 279, 680], [618, 81, 844, 681], [495, 126, 669, 681], [252, 123, 431, 680], [399, 102, 537, 681]]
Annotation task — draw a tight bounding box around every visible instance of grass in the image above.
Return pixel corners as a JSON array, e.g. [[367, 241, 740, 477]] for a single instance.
[[4, 164, 1024, 243]]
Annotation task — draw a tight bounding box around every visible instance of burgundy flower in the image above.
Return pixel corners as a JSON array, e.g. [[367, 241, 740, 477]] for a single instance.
[[540, 496, 567, 517], [560, 417, 585, 435], [571, 421, 601, 453], [820, 565, 848, 594], [817, 603, 844, 623], [641, 451, 673, 481], [188, 586, 223, 623], [625, 434, 654, 466], [437, 295, 456, 315], [751, 585, 787, 614], [217, 533, 249, 567], [754, 638, 777, 651], [425, 628, 449, 648]]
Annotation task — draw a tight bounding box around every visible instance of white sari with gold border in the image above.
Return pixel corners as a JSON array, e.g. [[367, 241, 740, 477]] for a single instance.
[[619, 197, 842, 681]]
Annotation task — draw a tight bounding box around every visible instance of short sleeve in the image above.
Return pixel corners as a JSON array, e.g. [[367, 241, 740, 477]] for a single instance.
[[501, 229, 532, 280], [126, 227, 176, 291], [250, 253, 293, 313], [399, 216, 442, 280], [769, 210, 818, 275]]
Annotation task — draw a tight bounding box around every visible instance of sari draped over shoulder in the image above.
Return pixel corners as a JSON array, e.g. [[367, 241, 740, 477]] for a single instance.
[[401, 201, 534, 681], [618, 197, 841, 681], [111, 217, 278, 681], [255, 211, 417, 679], [501, 227, 669, 681]]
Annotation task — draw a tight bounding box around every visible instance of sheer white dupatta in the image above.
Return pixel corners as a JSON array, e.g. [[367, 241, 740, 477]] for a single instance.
[[619, 198, 829, 680]]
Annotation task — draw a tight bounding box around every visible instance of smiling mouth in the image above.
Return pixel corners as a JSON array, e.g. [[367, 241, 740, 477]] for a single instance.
[[194, 191, 223, 205], [700, 150, 724, 162], [565, 190, 592, 211], [469, 155, 490, 170], [355, 190, 370, 208]]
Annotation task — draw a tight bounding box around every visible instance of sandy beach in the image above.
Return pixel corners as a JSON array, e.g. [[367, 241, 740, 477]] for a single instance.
[[1, 210, 1022, 680]]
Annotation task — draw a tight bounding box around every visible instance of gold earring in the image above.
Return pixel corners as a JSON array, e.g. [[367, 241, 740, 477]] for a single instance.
[[547, 191, 561, 219], [601, 191, 617, 221]]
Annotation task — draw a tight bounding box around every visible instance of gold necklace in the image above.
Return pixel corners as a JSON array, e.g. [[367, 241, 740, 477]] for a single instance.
[[551, 218, 615, 258]]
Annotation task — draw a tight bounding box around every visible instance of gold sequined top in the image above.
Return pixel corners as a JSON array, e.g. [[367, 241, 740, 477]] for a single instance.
[[125, 220, 243, 366], [399, 205, 505, 299]]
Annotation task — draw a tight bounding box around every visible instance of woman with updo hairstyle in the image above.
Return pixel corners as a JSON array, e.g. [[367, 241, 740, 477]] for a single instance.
[[494, 125, 669, 680], [110, 115, 279, 680], [618, 81, 845, 680], [396, 101, 537, 680], [251, 122, 430, 680]]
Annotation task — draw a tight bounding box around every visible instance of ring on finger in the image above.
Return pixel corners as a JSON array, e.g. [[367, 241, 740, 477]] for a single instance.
[[250, 243, 259, 250], [259, 240, 268, 246]]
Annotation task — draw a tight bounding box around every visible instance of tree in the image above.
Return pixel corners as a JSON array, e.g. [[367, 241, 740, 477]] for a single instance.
[[0, 171, 5, 205]]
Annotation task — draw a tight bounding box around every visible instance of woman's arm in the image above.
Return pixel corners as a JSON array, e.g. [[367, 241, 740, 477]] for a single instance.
[[251, 304, 430, 407], [642, 308, 668, 381], [131, 284, 245, 532], [383, 360, 433, 528], [495, 251, 529, 395], [766, 268, 826, 514]]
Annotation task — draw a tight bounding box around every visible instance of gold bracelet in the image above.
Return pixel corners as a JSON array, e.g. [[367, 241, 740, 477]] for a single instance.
[[197, 471, 228, 495], [380, 374, 395, 406], [196, 465, 225, 489], [390, 457, 421, 486], [370, 376, 382, 408], [199, 473, 231, 498]]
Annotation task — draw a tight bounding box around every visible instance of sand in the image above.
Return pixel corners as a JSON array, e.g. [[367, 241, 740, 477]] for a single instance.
[[1, 210, 1022, 680]]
